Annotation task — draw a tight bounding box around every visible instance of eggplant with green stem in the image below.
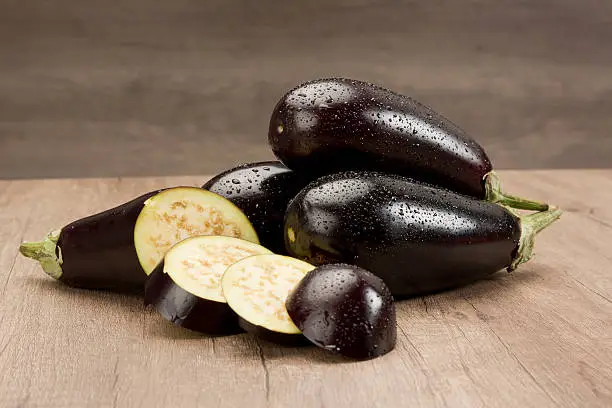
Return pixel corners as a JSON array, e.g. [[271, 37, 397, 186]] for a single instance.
[[269, 77, 548, 210], [284, 171, 562, 297]]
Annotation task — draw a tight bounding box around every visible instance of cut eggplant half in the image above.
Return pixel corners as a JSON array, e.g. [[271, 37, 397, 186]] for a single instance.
[[144, 235, 272, 334], [134, 187, 259, 275], [221, 254, 315, 345], [286, 264, 397, 360], [18, 189, 163, 292]]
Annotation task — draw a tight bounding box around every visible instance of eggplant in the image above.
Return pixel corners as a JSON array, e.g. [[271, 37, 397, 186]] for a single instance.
[[286, 263, 396, 360], [202, 161, 310, 254], [19, 189, 163, 292], [284, 171, 562, 297], [221, 254, 315, 345], [20, 187, 259, 292], [144, 235, 272, 334], [134, 186, 259, 275], [268, 77, 548, 211]]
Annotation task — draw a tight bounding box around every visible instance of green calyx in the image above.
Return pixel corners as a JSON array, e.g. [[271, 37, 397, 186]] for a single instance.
[[18, 230, 63, 280], [483, 171, 561, 271], [508, 206, 563, 271], [484, 171, 549, 211]]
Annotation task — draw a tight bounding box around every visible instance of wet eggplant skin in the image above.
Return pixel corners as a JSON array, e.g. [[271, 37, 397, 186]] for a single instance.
[[286, 264, 396, 360], [144, 262, 242, 335], [56, 189, 163, 292], [284, 172, 521, 297], [269, 78, 492, 198], [202, 161, 309, 253]]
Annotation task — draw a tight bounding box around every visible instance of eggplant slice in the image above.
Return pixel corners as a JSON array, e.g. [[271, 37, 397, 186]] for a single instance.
[[134, 187, 259, 275], [221, 254, 315, 344], [144, 235, 272, 334], [286, 263, 397, 360]]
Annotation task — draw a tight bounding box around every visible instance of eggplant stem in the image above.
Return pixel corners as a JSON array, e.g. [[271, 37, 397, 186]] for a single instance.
[[18, 230, 63, 280], [484, 171, 549, 211], [509, 206, 563, 271]]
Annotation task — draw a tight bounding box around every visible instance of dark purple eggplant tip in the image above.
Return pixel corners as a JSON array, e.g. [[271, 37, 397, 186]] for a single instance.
[[286, 263, 397, 360]]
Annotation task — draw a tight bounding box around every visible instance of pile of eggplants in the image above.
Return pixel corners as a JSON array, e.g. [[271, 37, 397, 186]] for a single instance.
[[18, 77, 561, 361]]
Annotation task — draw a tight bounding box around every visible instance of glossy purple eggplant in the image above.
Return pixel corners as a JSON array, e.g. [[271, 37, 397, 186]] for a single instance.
[[286, 263, 396, 360], [284, 171, 562, 297], [269, 77, 548, 210], [202, 161, 310, 254]]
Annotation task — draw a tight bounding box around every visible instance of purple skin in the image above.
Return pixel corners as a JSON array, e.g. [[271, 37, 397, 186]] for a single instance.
[[202, 161, 310, 254], [268, 77, 491, 198], [144, 262, 242, 335], [286, 263, 397, 360], [55, 190, 164, 292], [284, 171, 523, 298]]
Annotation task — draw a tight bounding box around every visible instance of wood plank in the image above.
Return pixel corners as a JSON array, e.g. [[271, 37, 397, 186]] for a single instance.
[[0, 170, 610, 408], [500, 169, 612, 299], [501, 169, 612, 225]]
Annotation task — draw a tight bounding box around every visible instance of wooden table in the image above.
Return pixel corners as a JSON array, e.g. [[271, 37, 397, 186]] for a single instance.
[[1, 170, 610, 408]]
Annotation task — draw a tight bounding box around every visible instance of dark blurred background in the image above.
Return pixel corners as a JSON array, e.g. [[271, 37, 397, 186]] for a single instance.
[[1, 0, 611, 179]]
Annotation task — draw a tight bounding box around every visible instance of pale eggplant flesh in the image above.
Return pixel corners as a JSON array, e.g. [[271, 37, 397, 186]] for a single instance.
[[144, 235, 272, 334], [134, 186, 260, 275], [221, 254, 315, 345]]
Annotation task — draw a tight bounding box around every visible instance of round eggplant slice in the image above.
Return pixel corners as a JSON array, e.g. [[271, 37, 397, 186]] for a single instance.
[[286, 264, 396, 360], [144, 235, 272, 334], [134, 186, 259, 275], [221, 254, 315, 345]]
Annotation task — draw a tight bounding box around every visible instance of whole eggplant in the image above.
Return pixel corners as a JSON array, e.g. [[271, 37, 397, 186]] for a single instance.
[[202, 161, 310, 254], [269, 77, 547, 210], [283, 171, 561, 297]]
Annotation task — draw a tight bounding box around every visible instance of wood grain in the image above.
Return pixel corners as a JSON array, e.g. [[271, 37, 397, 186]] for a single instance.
[[1, 170, 610, 408]]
